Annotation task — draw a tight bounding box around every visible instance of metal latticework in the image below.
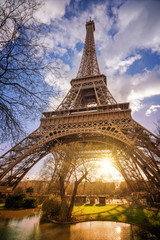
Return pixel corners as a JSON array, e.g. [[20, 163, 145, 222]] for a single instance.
[[0, 20, 160, 195], [76, 20, 100, 78], [56, 75, 117, 111]]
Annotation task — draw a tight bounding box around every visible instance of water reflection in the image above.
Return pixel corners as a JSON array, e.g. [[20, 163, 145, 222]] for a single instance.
[[0, 214, 158, 240], [0, 214, 40, 240]]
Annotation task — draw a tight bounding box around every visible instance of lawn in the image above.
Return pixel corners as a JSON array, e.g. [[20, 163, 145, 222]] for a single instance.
[[0, 203, 5, 210], [73, 204, 160, 235]]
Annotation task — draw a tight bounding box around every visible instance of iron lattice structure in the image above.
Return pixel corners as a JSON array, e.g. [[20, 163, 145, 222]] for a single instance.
[[0, 20, 160, 194], [76, 20, 100, 78]]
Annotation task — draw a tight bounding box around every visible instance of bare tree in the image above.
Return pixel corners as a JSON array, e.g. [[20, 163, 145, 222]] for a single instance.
[[40, 142, 96, 222], [0, 0, 59, 143]]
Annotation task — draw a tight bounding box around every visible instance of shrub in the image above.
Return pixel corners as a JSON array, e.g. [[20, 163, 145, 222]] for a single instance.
[[26, 187, 34, 194], [22, 198, 37, 209], [42, 197, 61, 217], [5, 194, 25, 209], [5, 194, 37, 209]]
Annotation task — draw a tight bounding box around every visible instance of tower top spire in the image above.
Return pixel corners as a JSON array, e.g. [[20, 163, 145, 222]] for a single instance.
[[76, 19, 100, 78]]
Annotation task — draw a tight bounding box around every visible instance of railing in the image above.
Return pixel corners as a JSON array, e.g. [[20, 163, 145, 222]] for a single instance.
[[42, 103, 130, 118]]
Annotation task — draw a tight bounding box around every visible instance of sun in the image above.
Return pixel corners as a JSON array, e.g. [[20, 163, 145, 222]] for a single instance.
[[96, 158, 124, 182]]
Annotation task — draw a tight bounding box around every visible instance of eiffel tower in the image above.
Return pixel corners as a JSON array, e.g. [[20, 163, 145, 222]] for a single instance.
[[0, 20, 160, 194]]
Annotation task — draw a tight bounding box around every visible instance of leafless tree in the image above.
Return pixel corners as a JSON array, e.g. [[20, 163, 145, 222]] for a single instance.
[[0, 0, 60, 143], [40, 142, 96, 222]]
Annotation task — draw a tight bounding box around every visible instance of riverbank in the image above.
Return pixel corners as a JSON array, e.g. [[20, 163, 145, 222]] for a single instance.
[[0, 203, 160, 236], [0, 208, 40, 219]]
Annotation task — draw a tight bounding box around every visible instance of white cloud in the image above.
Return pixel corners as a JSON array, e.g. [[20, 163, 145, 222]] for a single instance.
[[34, 0, 70, 24], [117, 0, 160, 53], [117, 1, 146, 29], [145, 105, 160, 116], [99, 0, 160, 75], [105, 54, 141, 75], [109, 67, 160, 112]]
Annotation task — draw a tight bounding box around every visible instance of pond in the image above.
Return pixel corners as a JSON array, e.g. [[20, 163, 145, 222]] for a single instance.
[[0, 213, 158, 240]]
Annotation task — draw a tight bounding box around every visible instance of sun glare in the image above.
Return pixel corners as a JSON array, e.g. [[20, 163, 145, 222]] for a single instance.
[[96, 158, 124, 182]]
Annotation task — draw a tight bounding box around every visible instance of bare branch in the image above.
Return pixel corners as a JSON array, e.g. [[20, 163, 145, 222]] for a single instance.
[[0, 0, 60, 143]]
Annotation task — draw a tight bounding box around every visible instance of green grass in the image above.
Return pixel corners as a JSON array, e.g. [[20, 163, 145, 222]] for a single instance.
[[73, 204, 160, 235], [0, 203, 5, 209]]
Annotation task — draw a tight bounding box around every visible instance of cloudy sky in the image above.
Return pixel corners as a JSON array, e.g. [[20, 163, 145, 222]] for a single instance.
[[33, 0, 160, 135], [22, 0, 160, 180], [1, 0, 160, 180]]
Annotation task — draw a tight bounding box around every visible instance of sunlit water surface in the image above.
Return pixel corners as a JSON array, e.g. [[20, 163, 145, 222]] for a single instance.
[[0, 213, 157, 240]]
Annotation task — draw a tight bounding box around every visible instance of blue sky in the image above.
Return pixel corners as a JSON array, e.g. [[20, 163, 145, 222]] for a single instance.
[[1, 0, 160, 180], [33, 0, 160, 135]]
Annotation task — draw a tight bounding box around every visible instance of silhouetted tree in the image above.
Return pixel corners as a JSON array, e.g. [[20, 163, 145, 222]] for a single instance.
[[0, 0, 59, 143]]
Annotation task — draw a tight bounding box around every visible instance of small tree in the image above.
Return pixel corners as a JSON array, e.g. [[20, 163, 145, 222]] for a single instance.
[[40, 142, 96, 222], [42, 197, 61, 218], [26, 187, 34, 195]]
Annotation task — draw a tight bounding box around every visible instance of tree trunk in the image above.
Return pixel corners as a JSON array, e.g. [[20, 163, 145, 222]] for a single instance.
[[59, 175, 69, 222], [60, 198, 69, 222], [68, 172, 88, 220], [59, 173, 88, 222], [46, 165, 57, 194], [67, 181, 79, 220]]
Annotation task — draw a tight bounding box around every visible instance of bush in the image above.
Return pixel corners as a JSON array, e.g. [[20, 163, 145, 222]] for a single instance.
[[26, 187, 34, 194], [22, 198, 37, 209], [5, 194, 25, 209], [5, 194, 37, 209], [42, 197, 61, 217]]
